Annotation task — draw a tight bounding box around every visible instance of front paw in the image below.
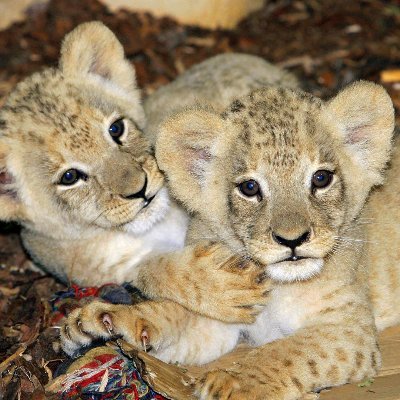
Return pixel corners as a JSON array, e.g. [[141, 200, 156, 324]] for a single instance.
[[196, 248, 272, 323], [60, 300, 158, 356], [196, 370, 241, 400], [196, 368, 280, 400]]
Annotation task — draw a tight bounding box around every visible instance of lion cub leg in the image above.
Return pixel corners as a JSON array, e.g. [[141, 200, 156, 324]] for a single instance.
[[197, 296, 380, 399], [61, 300, 241, 365]]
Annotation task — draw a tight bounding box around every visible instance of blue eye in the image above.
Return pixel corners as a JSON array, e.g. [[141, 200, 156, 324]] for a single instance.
[[59, 169, 87, 186], [109, 119, 125, 144], [312, 170, 333, 190], [238, 179, 261, 198]]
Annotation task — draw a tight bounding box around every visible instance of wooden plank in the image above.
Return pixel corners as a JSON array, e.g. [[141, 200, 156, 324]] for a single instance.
[[379, 326, 400, 376], [119, 327, 400, 400], [319, 374, 400, 400]]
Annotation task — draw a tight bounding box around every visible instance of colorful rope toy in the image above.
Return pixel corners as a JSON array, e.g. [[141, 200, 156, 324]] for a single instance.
[[50, 284, 167, 400]]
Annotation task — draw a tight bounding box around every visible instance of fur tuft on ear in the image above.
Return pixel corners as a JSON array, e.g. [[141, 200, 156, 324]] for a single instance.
[[0, 141, 26, 222], [327, 80, 394, 186], [59, 21, 138, 96], [156, 108, 227, 212]]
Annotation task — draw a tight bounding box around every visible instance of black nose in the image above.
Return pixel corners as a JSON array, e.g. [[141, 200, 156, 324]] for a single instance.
[[272, 231, 311, 249], [122, 177, 148, 200]]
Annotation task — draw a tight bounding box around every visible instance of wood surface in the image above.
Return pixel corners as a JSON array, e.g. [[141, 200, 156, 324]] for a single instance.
[[125, 325, 400, 400]]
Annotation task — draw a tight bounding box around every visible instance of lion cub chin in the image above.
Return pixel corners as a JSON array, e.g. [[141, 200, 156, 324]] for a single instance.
[[0, 21, 188, 284]]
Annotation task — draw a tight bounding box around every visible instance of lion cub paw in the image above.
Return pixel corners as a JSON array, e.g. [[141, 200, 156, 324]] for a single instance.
[[196, 368, 281, 400], [60, 300, 158, 356], [196, 370, 241, 400]]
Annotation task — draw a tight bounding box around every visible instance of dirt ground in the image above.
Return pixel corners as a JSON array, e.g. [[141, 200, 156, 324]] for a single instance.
[[0, 0, 399, 398]]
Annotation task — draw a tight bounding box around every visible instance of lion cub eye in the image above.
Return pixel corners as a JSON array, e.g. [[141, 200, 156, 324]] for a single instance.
[[108, 119, 125, 144], [59, 169, 87, 186], [312, 170, 333, 190], [238, 180, 261, 198]]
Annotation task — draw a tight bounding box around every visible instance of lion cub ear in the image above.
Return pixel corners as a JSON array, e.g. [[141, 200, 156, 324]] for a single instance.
[[327, 81, 394, 185], [156, 108, 227, 211], [0, 142, 27, 222], [60, 21, 137, 96]]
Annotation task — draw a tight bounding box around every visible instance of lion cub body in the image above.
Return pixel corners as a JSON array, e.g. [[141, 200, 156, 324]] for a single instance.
[[0, 22, 187, 284], [63, 81, 398, 399]]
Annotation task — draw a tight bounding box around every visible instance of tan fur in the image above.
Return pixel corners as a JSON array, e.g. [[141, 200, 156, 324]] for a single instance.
[[366, 138, 400, 330], [0, 21, 177, 283], [0, 25, 291, 327], [62, 82, 398, 399], [143, 53, 299, 144]]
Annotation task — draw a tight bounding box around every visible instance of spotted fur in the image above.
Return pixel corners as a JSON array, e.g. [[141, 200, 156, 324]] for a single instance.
[[62, 82, 398, 399], [0, 22, 186, 285], [0, 24, 295, 332]]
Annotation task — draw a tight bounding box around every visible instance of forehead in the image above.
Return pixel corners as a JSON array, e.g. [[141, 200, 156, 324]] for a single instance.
[[2, 70, 114, 126], [226, 89, 335, 174], [0, 70, 118, 154]]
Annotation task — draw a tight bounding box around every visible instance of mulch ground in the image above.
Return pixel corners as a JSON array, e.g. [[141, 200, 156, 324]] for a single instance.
[[0, 0, 399, 398]]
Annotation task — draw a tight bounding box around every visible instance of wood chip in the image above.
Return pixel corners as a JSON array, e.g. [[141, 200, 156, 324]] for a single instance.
[[381, 70, 400, 83], [0, 286, 20, 296], [0, 344, 27, 374]]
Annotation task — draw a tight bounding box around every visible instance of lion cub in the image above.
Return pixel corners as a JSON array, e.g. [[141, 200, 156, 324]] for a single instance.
[[0, 23, 292, 323], [62, 82, 398, 399]]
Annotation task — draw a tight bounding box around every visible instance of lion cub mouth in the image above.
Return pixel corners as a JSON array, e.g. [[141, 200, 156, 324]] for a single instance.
[[142, 194, 156, 209], [283, 255, 307, 262], [266, 257, 324, 282]]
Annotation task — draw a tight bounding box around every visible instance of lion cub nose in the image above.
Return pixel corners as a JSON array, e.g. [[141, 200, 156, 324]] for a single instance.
[[272, 231, 311, 249]]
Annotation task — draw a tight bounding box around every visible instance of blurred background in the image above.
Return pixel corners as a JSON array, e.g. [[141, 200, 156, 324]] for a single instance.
[[0, 0, 399, 113], [0, 1, 399, 398]]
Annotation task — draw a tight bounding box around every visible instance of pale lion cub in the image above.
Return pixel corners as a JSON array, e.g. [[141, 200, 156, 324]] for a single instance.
[[62, 82, 398, 399], [0, 22, 293, 322]]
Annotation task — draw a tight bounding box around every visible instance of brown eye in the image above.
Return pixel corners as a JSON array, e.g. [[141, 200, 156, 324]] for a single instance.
[[238, 180, 261, 198], [312, 170, 333, 190]]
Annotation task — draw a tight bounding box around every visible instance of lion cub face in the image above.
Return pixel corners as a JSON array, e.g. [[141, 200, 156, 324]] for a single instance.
[[0, 22, 167, 236], [157, 83, 394, 282]]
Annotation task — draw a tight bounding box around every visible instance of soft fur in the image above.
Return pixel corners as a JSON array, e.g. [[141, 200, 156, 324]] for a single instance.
[[143, 52, 299, 145], [0, 21, 186, 284], [0, 23, 293, 323], [62, 82, 399, 399]]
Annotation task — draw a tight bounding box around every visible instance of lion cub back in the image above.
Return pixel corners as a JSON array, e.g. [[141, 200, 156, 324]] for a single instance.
[[366, 134, 400, 330], [144, 53, 299, 144]]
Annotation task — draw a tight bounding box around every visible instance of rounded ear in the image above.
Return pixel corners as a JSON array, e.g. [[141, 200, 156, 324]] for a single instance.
[[156, 108, 227, 212], [0, 141, 26, 222], [59, 21, 138, 96], [327, 80, 394, 186]]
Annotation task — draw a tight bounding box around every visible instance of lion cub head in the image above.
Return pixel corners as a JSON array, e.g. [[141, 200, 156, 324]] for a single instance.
[[0, 22, 167, 237], [157, 82, 394, 282]]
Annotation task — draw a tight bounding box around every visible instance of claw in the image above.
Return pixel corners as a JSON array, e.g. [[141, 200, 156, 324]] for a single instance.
[[256, 272, 267, 284], [142, 337, 148, 352], [77, 319, 83, 333], [64, 324, 72, 340], [141, 329, 152, 352], [102, 313, 113, 335]]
